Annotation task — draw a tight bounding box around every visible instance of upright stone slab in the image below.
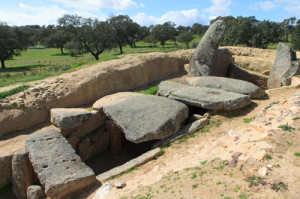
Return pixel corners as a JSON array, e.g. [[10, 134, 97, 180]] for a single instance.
[[12, 150, 33, 199], [186, 76, 266, 99], [103, 95, 189, 143], [268, 42, 300, 89], [26, 129, 95, 199], [0, 155, 12, 188], [188, 20, 232, 77], [228, 64, 268, 90]]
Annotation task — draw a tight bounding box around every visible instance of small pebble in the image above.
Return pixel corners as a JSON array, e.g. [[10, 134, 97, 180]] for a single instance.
[[267, 164, 272, 168], [258, 166, 268, 176]]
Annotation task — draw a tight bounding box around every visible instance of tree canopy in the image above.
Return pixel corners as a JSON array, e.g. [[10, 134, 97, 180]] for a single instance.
[[291, 23, 300, 51], [58, 14, 115, 60], [0, 23, 31, 68], [177, 31, 194, 48], [108, 15, 140, 53]]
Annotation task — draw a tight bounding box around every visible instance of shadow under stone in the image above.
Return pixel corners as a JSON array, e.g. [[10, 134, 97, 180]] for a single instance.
[[85, 139, 158, 175]]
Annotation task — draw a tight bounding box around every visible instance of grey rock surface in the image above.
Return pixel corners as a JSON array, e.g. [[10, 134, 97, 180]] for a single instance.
[[50, 108, 92, 132], [26, 129, 95, 199], [157, 81, 188, 97], [212, 48, 233, 77], [93, 92, 141, 111], [153, 118, 209, 149], [228, 64, 268, 90], [66, 111, 107, 150], [158, 81, 251, 110], [12, 150, 33, 199], [188, 20, 231, 77], [78, 126, 110, 161], [27, 185, 46, 199], [268, 42, 300, 89], [0, 155, 12, 188], [186, 76, 266, 99], [103, 95, 188, 143]]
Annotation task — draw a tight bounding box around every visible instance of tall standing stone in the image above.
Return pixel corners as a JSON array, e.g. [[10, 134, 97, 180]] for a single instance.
[[188, 20, 232, 77], [268, 42, 300, 89]]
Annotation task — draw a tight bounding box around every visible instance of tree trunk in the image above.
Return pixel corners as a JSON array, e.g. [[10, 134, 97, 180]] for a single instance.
[[93, 54, 99, 60], [1, 59, 5, 69], [186, 43, 189, 49], [60, 47, 64, 54], [119, 45, 123, 54]]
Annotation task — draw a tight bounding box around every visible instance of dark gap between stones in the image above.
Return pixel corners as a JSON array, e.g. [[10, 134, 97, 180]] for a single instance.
[[85, 139, 158, 176]]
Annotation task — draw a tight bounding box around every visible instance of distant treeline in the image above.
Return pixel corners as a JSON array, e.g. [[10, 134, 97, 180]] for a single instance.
[[0, 15, 300, 69]]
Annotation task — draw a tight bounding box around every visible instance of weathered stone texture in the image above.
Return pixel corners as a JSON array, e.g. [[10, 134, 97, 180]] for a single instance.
[[268, 42, 300, 89], [188, 20, 231, 77], [26, 129, 95, 199], [186, 76, 266, 99], [103, 94, 188, 143], [12, 150, 33, 199]]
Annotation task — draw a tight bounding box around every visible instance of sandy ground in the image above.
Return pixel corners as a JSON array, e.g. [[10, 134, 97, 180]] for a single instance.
[[77, 85, 300, 199]]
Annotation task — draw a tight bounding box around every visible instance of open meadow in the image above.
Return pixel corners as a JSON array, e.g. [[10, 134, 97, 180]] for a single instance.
[[0, 36, 202, 88]]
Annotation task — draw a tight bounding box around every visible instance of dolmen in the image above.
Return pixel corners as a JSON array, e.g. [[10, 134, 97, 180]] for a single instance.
[[93, 93, 189, 144], [157, 76, 265, 111]]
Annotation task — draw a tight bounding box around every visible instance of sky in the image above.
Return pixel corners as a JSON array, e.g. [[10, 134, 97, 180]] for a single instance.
[[0, 0, 299, 27]]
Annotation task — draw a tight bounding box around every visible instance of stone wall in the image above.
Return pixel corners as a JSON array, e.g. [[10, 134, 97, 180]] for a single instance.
[[0, 52, 188, 138]]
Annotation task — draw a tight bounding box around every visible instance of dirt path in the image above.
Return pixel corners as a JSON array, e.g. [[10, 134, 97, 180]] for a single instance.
[[79, 86, 300, 199]]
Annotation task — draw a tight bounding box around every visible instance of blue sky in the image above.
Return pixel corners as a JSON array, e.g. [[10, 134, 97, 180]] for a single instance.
[[0, 0, 299, 26]]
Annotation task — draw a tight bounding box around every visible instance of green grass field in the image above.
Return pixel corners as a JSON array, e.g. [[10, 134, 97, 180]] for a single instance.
[[0, 35, 202, 88]]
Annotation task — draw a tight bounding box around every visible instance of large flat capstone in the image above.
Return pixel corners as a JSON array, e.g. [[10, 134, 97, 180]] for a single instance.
[[158, 81, 251, 110], [103, 94, 189, 143], [186, 76, 266, 99], [25, 129, 95, 199]]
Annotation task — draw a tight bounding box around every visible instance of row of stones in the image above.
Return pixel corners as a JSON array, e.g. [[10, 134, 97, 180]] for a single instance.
[[0, 78, 67, 110]]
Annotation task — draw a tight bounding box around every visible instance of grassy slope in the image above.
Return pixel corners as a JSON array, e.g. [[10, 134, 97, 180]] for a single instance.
[[0, 35, 202, 88]]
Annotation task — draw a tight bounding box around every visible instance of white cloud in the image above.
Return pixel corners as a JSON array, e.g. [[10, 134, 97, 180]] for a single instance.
[[251, 1, 276, 11], [132, 9, 208, 26], [140, 3, 145, 8], [0, 4, 67, 26], [204, 0, 232, 20], [284, 3, 300, 17], [51, 0, 138, 11], [274, 0, 300, 17], [0, 3, 110, 26]]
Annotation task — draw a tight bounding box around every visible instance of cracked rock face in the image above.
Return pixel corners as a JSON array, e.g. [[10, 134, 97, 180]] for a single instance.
[[25, 129, 95, 199], [186, 76, 266, 99], [188, 20, 232, 77], [157, 81, 251, 110], [268, 42, 300, 89], [103, 94, 189, 143]]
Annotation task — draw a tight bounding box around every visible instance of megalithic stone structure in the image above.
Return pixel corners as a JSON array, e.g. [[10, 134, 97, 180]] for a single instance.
[[188, 20, 232, 77], [267, 42, 300, 89]]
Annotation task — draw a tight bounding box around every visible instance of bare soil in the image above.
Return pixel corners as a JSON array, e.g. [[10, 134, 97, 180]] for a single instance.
[[79, 85, 300, 199]]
